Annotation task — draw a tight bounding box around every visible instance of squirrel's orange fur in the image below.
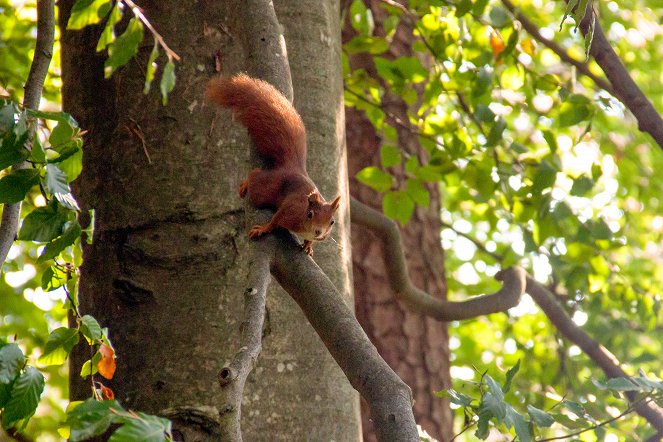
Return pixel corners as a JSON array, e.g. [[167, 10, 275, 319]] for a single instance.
[[206, 74, 340, 255]]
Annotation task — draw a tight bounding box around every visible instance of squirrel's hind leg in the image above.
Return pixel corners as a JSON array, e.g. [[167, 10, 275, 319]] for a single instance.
[[239, 168, 263, 198]]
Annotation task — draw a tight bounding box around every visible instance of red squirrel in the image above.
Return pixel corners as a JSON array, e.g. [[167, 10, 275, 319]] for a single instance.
[[205, 74, 340, 255]]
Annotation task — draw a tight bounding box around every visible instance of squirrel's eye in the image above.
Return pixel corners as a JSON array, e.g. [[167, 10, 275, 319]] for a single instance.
[[330, 219, 335, 226], [307, 210, 314, 219]]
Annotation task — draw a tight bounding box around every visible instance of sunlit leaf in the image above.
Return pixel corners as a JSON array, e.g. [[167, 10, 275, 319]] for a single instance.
[[39, 327, 80, 366]]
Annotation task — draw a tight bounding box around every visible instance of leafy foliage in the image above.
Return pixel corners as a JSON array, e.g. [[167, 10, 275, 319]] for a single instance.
[[0, 0, 179, 438], [442, 363, 663, 441], [345, 0, 663, 438]]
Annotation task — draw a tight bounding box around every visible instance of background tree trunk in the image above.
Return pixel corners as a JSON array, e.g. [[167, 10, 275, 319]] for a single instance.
[[60, 0, 359, 440], [343, 1, 453, 440]]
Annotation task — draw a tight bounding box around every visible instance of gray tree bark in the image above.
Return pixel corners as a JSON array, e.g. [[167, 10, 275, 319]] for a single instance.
[[59, 0, 359, 440]]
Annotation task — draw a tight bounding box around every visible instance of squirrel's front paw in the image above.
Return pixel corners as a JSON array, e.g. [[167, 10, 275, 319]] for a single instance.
[[248, 225, 269, 238], [302, 240, 314, 256]]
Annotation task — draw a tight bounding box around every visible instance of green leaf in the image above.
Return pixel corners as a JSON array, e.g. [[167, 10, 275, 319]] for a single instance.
[[405, 178, 430, 207], [110, 412, 172, 442], [80, 315, 103, 341], [475, 105, 495, 123], [44, 164, 80, 210], [489, 6, 509, 27], [344, 36, 390, 55], [0, 344, 25, 384], [0, 168, 40, 204], [563, 400, 588, 419], [38, 327, 80, 366], [570, 175, 594, 196], [37, 220, 82, 263], [506, 406, 531, 442], [356, 166, 393, 192], [349, 0, 373, 35], [485, 116, 506, 147], [0, 103, 16, 132], [374, 57, 427, 85], [96, 4, 123, 51], [67, 399, 124, 442], [49, 122, 75, 147], [26, 109, 79, 128], [558, 94, 593, 127], [0, 116, 29, 169], [67, 0, 112, 30], [502, 359, 520, 394], [30, 135, 46, 163], [80, 351, 102, 378], [19, 203, 70, 242], [105, 18, 144, 78], [438, 389, 474, 407], [143, 42, 160, 94], [56, 145, 84, 182], [380, 145, 401, 167], [160, 60, 177, 105], [41, 265, 68, 292], [383, 191, 415, 224], [532, 161, 557, 193], [1, 366, 45, 428], [527, 405, 555, 427], [542, 130, 558, 153]]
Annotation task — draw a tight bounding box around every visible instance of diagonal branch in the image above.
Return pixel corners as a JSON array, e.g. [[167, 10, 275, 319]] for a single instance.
[[351, 195, 663, 433], [578, 3, 663, 151], [500, 0, 615, 96], [0, 0, 55, 268], [350, 197, 526, 320], [269, 231, 419, 442], [504, 0, 663, 150], [526, 276, 663, 435]]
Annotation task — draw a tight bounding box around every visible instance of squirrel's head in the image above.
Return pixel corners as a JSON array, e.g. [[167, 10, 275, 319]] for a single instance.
[[296, 194, 341, 242]]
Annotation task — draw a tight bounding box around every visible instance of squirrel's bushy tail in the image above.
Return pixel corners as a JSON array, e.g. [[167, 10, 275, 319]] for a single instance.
[[206, 74, 307, 170]]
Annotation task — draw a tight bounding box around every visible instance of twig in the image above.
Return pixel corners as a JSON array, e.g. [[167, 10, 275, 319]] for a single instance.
[[122, 0, 180, 61], [440, 220, 502, 261], [538, 396, 653, 441], [0, 0, 55, 268], [350, 197, 526, 320], [217, 247, 269, 440]]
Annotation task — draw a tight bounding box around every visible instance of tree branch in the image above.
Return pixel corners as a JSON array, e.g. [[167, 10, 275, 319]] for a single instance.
[[269, 231, 420, 442], [525, 275, 663, 435], [351, 196, 663, 433], [577, 3, 663, 151], [350, 197, 526, 320], [500, 0, 615, 96], [0, 0, 54, 268], [215, 0, 293, 439], [217, 248, 270, 441]]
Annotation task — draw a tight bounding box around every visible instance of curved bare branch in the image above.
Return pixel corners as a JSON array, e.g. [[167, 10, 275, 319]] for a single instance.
[[350, 197, 526, 320]]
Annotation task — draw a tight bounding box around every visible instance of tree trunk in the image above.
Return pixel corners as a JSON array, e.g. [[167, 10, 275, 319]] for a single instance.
[[342, 1, 453, 440], [60, 0, 359, 440]]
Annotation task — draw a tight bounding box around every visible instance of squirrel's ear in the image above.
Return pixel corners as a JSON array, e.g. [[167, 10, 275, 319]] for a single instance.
[[331, 196, 341, 212]]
